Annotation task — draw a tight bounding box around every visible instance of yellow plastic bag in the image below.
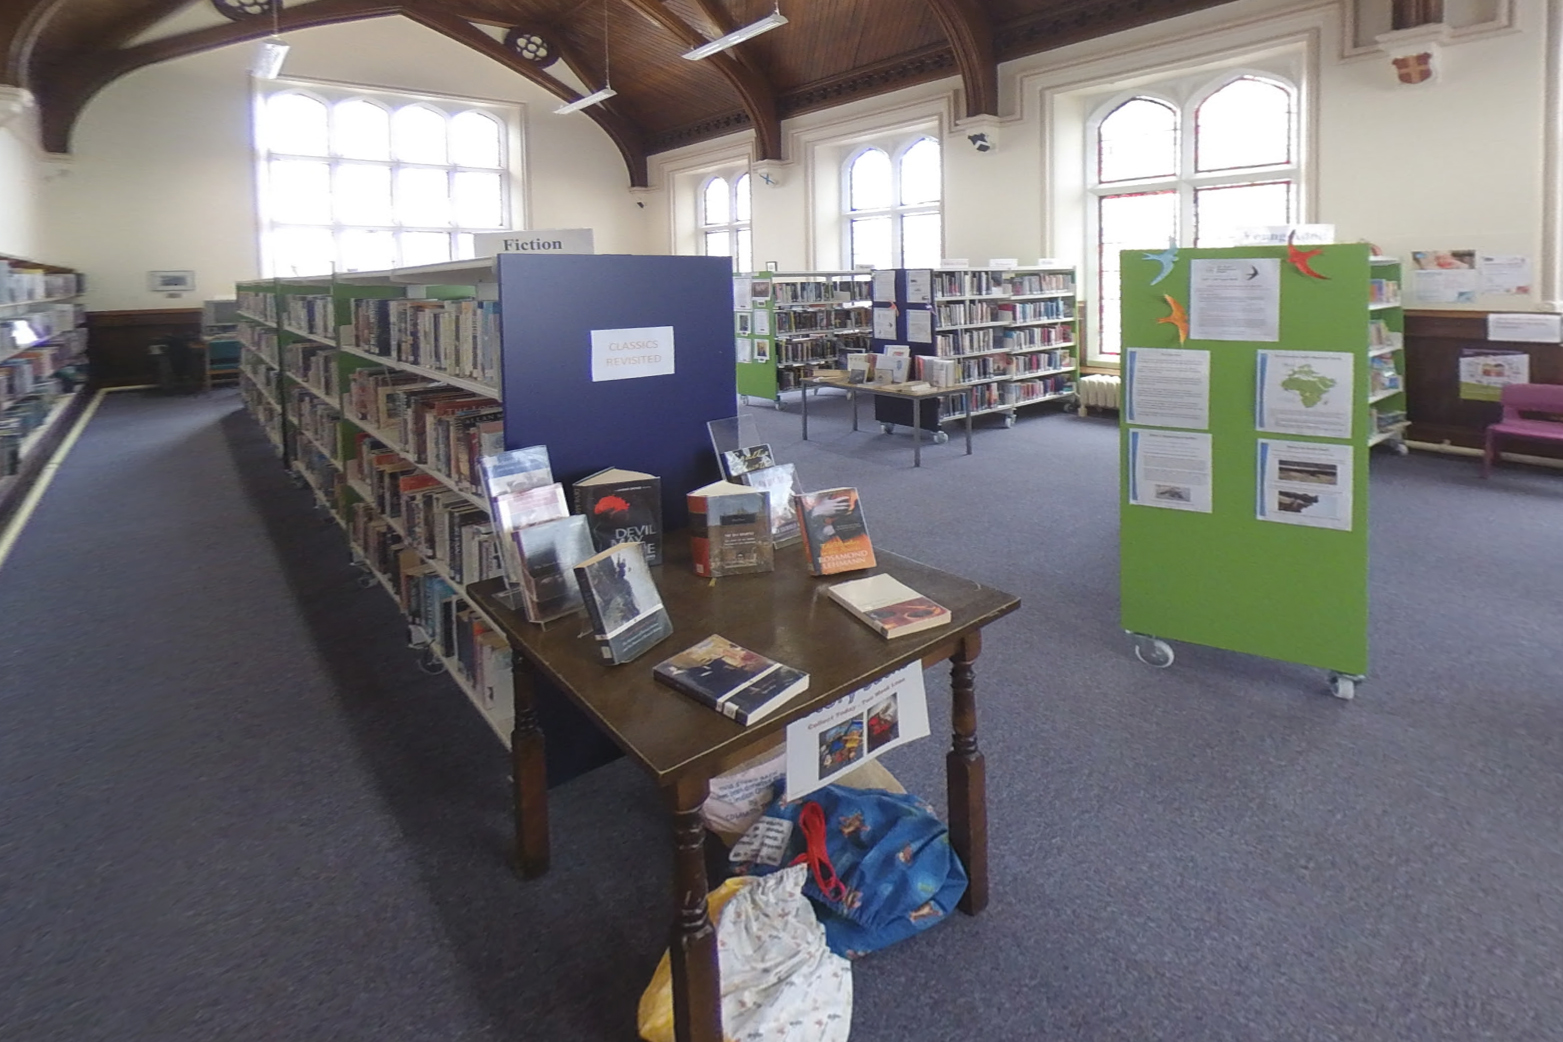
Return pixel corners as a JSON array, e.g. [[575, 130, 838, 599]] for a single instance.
[[637, 877, 751, 1042]]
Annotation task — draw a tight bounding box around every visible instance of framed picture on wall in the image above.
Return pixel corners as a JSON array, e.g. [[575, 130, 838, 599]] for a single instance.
[[148, 270, 196, 293]]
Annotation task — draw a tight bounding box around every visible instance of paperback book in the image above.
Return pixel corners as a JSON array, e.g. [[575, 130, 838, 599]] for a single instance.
[[514, 514, 595, 623], [795, 487, 876, 575], [740, 462, 801, 547], [572, 467, 664, 566], [652, 634, 810, 726], [825, 573, 951, 638], [721, 443, 776, 480], [688, 480, 774, 577], [573, 542, 674, 664]]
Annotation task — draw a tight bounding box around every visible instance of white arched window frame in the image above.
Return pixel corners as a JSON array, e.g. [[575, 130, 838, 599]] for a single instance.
[[1087, 73, 1300, 363], [699, 171, 753, 272], [842, 136, 943, 270], [255, 80, 519, 278]]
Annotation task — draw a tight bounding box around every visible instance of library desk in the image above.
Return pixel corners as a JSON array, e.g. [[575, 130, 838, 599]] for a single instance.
[[472, 539, 1019, 1042], [800, 373, 975, 466]]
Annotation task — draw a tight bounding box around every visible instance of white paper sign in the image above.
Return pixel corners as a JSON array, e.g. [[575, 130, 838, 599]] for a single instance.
[[1256, 439, 1354, 531], [1478, 255, 1533, 296], [736, 337, 753, 363], [784, 661, 930, 801], [906, 310, 933, 344], [590, 325, 675, 382], [732, 277, 752, 310], [1256, 350, 1355, 440], [872, 270, 897, 303], [1236, 224, 1335, 246], [872, 306, 898, 339], [906, 269, 932, 304], [475, 228, 594, 255], [1125, 347, 1210, 430], [751, 309, 771, 336], [1189, 258, 1281, 342], [1487, 312, 1561, 343], [1128, 428, 1213, 513]]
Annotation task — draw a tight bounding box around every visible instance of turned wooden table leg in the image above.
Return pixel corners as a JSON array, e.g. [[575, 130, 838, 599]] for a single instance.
[[668, 774, 721, 1042], [947, 632, 989, 915], [511, 652, 550, 879]]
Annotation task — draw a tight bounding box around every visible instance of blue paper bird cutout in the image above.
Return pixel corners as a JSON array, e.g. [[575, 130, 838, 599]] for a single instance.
[[1143, 240, 1179, 285]]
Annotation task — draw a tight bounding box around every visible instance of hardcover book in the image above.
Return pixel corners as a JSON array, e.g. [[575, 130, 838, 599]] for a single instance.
[[514, 513, 595, 623], [652, 634, 810, 726], [572, 467, 664, 566], [688, 480, 774, 577], [721, 443, 775, 479], [573, 542, 674, 664], [795, 487, 877, 575], [740, 462, 801, 547], [825, 573, 951, 638]]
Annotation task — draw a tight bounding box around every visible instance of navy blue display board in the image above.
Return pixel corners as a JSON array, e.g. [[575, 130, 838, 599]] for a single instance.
[[871, 268, 941, 431], [498, 253, 736, 529]]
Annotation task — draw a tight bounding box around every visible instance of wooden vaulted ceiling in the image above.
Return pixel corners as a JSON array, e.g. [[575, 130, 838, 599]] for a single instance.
[[3, 0, 1241, 186]]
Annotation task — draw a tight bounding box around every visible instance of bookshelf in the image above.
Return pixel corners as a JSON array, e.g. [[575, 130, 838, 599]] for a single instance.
[[1367, 257, 1409, 453], [870, 264, 1079, 438], [735, 270, 872, 406], [0, 255, 89, 522]]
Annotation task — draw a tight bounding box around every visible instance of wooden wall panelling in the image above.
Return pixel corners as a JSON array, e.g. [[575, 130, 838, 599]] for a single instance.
[[86, 307, 202, 389]]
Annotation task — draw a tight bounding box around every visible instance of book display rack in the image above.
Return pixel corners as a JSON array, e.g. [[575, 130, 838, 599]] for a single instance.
[[1367, 257, 1409, 453], [735, 271, 872, 406], [0, 255, 88, 522], [870, 265, 1079, 438]]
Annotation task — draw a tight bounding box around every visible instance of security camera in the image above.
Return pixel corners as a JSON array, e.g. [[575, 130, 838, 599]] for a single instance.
[[967, 132, 992, 153]]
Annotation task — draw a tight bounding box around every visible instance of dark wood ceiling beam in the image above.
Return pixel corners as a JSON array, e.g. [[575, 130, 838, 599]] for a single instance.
[[399, 4, 649, 187], [924, 0, 996, 118], [4, 0, 64, 86], [615, 0, 781, 161]]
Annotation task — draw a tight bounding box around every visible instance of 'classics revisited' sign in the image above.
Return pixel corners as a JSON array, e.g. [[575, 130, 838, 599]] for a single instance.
[[591, 325, 676, 382]]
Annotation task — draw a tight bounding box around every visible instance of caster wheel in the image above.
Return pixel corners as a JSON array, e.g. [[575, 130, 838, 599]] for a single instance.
[[1328, 673, 1361, 700], [1133, 638, 1175, 668], [774, 399, 786, 412], [1003, 413, 1017, 428], [740, 394, 749, 405], [1392, 441, 1409, 456], [881, 423, 895, 435], [933, 430, 950, 445]]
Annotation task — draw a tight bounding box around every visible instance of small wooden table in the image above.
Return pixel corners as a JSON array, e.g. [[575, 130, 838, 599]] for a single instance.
[[472, 537, 1019, 1042], [800, 373, 975, 466]]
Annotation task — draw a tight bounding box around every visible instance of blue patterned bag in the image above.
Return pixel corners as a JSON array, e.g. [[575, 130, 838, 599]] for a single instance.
[[734, 785, 968, 958]]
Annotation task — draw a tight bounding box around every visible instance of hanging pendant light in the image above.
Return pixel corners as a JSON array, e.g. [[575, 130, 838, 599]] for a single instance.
[[556, 2, 616, 114], [682, 2, 787, 60], [252, 0, 289, 79]]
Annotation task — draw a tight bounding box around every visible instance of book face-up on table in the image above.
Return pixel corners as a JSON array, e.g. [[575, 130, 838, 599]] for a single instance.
[[688, 480, 774, 577], [825, 573, 951, 638], [653, 634, 810, 726], [572, 466, 664, 565], [573, 542, 673, 664], [795, 487, 876, 575]]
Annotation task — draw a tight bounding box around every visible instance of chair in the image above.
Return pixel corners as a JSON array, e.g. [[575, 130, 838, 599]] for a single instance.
[[1482, 382, 1563, 476], [205, 336, 242, 392]]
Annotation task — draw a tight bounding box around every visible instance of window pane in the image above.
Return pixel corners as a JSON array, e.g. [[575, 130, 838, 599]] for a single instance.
[[455, 232, 476, 260], [901, 211, 941, 268], [850, 215, 892, 270], [333, 100, 390, 161], [703, 177, 730, 226], [396, 167, 451, 227], [393, 106, 448, 164], [736, 228, 752, 274], [899, 139, 940, 206], [268, 225, 335, 278], [333, 164, 393, 226], [400, 231, 452, 267], [1098, 98, 1177, 183], [340, 228, 396, 272], [1194, 181, 1293, 247], [267, 159, 331, 224], [849, 149, 891, 211], [705, 230, 731, 258], [1097, 191, 1178, 358], [453, 170, 503, 228], [734, 173, 751, 223], [450, 111, 502, 167], [1197, 78, 1292, 172], [265, 93, 329, 156]]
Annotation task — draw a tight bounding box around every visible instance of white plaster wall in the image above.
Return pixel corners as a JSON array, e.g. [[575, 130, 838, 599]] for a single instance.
[[0, 116, 43, 260], [44, 15, 653, 310]]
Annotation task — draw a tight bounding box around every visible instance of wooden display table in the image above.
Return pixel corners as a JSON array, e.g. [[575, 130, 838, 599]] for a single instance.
[[471, 535, 1019, 1042], [800, 372, 974, 466]]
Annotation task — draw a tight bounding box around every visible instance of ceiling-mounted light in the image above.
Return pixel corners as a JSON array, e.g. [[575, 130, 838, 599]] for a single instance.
[[253, 37, 289, 79], [682, 5, 787, 60], [555, 86, 618, 114]]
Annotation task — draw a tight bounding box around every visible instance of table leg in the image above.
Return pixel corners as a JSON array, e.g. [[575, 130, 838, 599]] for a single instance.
[[801, 381, 810, 441], [913, 396, 922, 467], [667, 775, 722, 1042], [511, 653, 551, 879], [850, 388, 859, 432], [965, 402, 973, 456], [946, 632, 988, 915]]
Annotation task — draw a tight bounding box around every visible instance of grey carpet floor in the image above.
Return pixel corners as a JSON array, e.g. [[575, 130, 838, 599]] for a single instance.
[[1, 388, 1560, 1041]]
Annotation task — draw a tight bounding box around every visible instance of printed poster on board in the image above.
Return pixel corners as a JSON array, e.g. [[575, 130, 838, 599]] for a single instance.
[[1127, 428, 1213, 513], [1256, 350, 1355, 440], [1256, 439, 1354, 532], [1459, 349, 1530, 401]]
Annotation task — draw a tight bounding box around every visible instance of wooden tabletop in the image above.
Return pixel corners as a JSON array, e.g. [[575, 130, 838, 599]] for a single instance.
[[472, 533, 1020, 784]]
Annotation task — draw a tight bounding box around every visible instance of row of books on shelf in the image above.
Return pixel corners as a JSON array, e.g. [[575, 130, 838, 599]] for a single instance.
[[934, 301, 1005, 327], [1012, 348, 1075, 375], [771, 335, 863, 366], [1369, 356, 1403, 394], [348, 297, 501, 389], [2, 339, 81, 411], [931, 269, 1074, 300], [2, 303, 85, 354], [1369, 279, 1402, 305], [237, 325, 279, 367], [918, 354, 1006, 387], [1004, 299, 1074, 323], [773, 307, 869, 334], [346, 367, 502, 495], [237, 289, 278, 323], [1007, 272, 1075, 296], [241, 373, 283, 433], [751, 275, 872, 305], [1368, 319, 1404, 350], [1008, 325, 1075, 351], [1371, 406, 1408, 434], [1006, 375, 1076, 404], [289, 387, 341, 458], [285, 294, 335, 339], [284, 341, 338, 397], [2, 264, 81, 306], [0, 384, 75, 478], [933, 328, 1006, 358]]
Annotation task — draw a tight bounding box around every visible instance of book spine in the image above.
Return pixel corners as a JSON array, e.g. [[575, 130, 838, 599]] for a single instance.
[[573, 565, 609, 636], [688, 493, 713, 576]]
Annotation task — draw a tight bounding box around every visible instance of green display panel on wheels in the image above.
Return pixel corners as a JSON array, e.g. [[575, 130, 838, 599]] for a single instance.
[[1118, 243, 1372, 678]]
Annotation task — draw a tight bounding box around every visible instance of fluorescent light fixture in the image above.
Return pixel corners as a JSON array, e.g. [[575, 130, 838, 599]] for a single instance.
[[554, 87, 617, 115], [253, 37, 289, 80], [682, 9, 787, 60]]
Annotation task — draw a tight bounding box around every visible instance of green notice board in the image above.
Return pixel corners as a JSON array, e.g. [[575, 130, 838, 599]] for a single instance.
[[1119, 244, 1370, 675]]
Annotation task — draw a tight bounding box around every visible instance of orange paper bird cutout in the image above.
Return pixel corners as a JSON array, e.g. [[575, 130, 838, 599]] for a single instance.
[[1156, 294, 1189, 344], [1287, 230, 1328, 279]]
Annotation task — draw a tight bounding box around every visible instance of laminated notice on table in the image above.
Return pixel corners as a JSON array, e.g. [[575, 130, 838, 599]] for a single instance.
[[1256, 439, 1353, 531], [1127, 428, 1212, 513], [785, 662, 929, 801]]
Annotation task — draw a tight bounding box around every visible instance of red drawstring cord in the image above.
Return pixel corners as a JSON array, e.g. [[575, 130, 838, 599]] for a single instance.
[[790, 801, 847, 902]]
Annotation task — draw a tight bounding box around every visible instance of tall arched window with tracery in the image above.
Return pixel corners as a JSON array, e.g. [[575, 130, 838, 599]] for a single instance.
[[844, 136, 941, 269], [701, 172, 752, 272], [255, 82, 518, 276], [1089, 74, 1299, 362]]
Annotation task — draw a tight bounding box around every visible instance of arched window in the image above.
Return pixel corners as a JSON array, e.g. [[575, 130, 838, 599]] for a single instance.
[[844, 137, 941, 269], [255, 82, 517, 277], [1088, 75, 1299, 361], [700, 171, 752, 272]]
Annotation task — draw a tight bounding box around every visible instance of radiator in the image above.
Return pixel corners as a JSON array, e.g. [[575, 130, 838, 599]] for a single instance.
[[1078, 374, 1122, 411]]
